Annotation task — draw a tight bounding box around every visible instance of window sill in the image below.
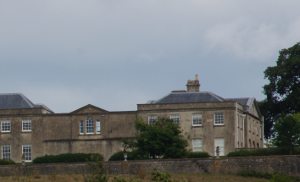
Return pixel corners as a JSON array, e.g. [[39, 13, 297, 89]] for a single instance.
[[192, 125, 202, 128], [1, 131, 11, 134], [213, 125, 225, 127], [22, 131, 31, 133], [78, 133, 101, 136]]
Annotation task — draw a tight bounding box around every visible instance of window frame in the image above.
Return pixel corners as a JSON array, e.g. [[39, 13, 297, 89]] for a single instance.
[[86, 117, 94, 134], [2, 145, 11, 160], [214, 113, 224, 125], [79, 120, 84, 134], [1, 120, 11, 132], [170, 114, 180, 125], [192, 138, 202, 152], [214, 138, 225, 156], [148, 115, 158, 125], [192, 114, 202, 126], [96, 120, 101, 134], [22, 120, 32, 132], [22, 144, 32, 162]]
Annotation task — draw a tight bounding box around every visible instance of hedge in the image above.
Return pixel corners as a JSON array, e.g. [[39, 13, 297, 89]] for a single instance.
[[187, 152, 210, 158], [32, 153, 103, 164], [108, 151, 210, 161], [0, 159, 15, 165], [108, 151, 148, 161], [226, 147, 300, 157]]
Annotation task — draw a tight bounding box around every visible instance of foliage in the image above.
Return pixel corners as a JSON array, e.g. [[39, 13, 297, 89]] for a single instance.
[[0, 159, 15, 165], [273, 113, 300, 154], [32, 153, 103, 164], [264, 138, 276, 148], [122, 117, 188, 159], [112, 177, 141, 182], [108, 150, 148, 161], [237, 170, 272, 179], [82, 154, 107, 182], [226, 148, 300, 157], [269, 173, 291, 182], [151, 168, 172, 182], [260, 42, 300, 139], [187, 152, 211, 158]]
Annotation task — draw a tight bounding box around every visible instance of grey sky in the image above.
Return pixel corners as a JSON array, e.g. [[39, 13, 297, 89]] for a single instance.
[[1, 1, 300, 113]]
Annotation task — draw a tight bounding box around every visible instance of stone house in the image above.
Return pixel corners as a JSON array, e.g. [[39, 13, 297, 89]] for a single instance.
[[0, 76, 263, 162]]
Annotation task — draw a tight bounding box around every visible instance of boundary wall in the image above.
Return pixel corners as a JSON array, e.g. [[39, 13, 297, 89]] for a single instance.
[[0, 155, 300, 177]]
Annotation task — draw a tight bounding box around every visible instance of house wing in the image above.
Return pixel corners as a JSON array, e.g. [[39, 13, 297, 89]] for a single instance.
[[248, 99, 262, 118], [71, 104, 108, 114]]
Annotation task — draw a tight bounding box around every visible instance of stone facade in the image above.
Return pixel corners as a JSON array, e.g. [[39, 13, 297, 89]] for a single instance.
[[0, 77, 263, 162]]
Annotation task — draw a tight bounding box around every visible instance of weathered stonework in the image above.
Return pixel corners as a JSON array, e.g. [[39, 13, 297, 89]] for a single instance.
[[0, 156, 300, 177], [0, 78, 264, 162]]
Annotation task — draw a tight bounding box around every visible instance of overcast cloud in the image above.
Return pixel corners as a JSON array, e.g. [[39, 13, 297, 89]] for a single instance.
[[1, 0, 300, 113]]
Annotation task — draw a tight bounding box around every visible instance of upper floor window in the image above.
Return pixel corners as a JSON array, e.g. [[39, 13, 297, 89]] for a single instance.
[[86, 117, 94, 134], [79, 121, 84, 134], [1, 120, 10, 132], [214, 113, 224, 125], [22, 120, 31, 131], [170, 115, 179, 125], [148, 115, 157, 125], [192, 114, 202, 126], [96, 120, 101, 134]]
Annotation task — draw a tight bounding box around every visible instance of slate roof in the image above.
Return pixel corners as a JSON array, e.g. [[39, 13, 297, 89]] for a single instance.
[[151, 91, 226, 104], [0, 93, 53, 112], [147, 91, 254, 111]]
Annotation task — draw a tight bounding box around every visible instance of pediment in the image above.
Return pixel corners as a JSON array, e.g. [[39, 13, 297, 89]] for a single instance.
[[71, 104, 108, 114]]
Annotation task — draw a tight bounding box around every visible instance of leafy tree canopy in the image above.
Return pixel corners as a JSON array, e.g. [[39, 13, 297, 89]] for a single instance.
[[122, 117, 188, 159], [260, 42, 300, 139], [273, 113, 300, 154]]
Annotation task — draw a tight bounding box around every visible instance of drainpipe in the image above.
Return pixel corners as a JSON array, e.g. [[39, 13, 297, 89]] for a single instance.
[[236, 106, 238, 148]]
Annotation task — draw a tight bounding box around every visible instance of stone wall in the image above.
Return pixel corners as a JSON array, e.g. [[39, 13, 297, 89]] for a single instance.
[[1, 156, 300, 177]]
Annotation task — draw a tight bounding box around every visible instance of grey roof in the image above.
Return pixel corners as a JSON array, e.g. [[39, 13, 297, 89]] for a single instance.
[[0, 93, 53, 112], [147, 92, 254, 111], [225, 97, 255, 112], [152, 92, 226, 104]]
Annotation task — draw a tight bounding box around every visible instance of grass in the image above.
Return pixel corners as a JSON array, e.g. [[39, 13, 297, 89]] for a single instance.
[[0, 173, 270, 182]]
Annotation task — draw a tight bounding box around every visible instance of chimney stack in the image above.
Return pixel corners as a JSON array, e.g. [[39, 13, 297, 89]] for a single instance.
[[186, 74, 200, 92]]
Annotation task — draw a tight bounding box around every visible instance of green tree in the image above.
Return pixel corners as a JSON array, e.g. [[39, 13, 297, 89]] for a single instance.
[[273, 113, 300, 155], [123, 117, 188, 159], [260, 42, 300, 139]]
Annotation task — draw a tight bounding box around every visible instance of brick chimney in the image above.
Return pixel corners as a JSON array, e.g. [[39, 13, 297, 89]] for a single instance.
[[186, 74, 200, 92]]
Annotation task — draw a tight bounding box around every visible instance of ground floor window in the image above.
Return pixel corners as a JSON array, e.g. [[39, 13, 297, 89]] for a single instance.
[[214, 138, 224, 156], [192, 139, 202, 152], [22, 144, 32, 162], [2, 145, 11, 160]]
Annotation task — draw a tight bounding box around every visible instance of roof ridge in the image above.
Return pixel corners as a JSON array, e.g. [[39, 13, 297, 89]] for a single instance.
[[207, 92, 225, 101], [19, 93, 35, 108]]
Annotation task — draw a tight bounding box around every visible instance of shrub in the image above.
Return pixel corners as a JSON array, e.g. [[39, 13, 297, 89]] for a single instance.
[[187, 152, 210, 158], [0, 159, 15, 165], [108, 150, 148, 161], [269, 173, 291, 182], [32, 153, 102, 164], [108, 151, 124, 161], [227, 147, 300, 157], [237, 170, 272, 179]]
